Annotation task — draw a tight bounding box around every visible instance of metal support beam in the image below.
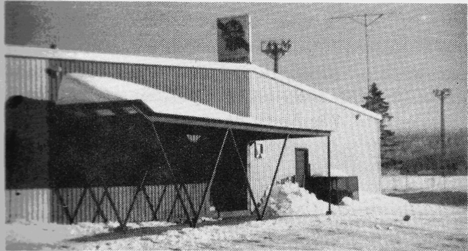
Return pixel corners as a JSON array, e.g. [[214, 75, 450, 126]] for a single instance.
[[228, 128, 262, 220], [153, 185, 168, 220], [100, 179, 124, 228], [326, 135, 332, 215], [193, 129, 229, 226], [123, 171, 158, 226], [91, 190, 109, 223], [134, 106, 195, 227], [260, 135, 289, 220]]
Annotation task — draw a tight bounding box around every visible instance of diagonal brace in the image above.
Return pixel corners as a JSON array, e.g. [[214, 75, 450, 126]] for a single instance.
[[193, 129, 229, 226], [133, 106, 196, 227], [228, 128, 262, 220], [260, 134, 289, 219]]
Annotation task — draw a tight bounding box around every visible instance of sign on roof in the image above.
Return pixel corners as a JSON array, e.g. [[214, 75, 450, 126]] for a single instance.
[[217, 14, 252, 64]]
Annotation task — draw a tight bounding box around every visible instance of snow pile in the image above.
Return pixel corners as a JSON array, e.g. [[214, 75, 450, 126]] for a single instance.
[[260, 182, 330, 216], [311, 169, 348, 177], [339, 196, 358, 206]]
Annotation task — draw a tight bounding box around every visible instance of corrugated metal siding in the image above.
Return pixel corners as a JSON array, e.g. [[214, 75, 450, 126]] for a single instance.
[[5, 57, 49, 100], [5, 189, 51, 223], [5, 54, 249, 223], [248, 72, 381, 197], [50, 184, 209, 224], [5, 56, 250, 115], [48, 59, 250, 116]]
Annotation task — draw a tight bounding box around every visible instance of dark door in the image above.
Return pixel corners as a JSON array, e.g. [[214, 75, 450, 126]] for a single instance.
[[295, 148, 309, 187]]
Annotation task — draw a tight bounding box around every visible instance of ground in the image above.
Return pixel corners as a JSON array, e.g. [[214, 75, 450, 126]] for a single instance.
[[5, 185, 467, 250]]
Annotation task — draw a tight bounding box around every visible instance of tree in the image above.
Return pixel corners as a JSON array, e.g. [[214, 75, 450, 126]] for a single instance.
[[361, 83, 401, 172]]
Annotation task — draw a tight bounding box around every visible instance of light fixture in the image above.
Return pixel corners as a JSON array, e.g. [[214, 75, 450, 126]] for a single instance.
[[187, 134, 201, 143]]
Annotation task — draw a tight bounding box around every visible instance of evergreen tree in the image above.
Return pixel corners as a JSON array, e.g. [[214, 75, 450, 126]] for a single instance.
[[362, 83, 401, 172]]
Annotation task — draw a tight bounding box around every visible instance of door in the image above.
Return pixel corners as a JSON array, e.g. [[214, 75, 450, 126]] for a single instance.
[[295, 148, 309, 187]]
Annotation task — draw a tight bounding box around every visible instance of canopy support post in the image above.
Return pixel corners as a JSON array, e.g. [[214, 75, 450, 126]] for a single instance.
[[326, 135, 332, 215], [100, 178, 125, 228], [228, 128, 262, 220], [152, 125, 195, 227], [193, 129, 229, 227], [133, 106, 196, 227], [260, 134, 289, 220], [122, 171, 153, 226], [91, 189, 109, 223], [153, 185, 168, 220]]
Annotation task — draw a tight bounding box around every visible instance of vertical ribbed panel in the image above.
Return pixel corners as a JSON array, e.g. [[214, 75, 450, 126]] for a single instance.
[[50, 183, 209, 224], [5, 57, 49, 100], [5, 189, 51, 223], [5, 54, 247, 223], [46, 59, 250, 116], [6, 56, 250, 116], [249, 72, 381, 195]]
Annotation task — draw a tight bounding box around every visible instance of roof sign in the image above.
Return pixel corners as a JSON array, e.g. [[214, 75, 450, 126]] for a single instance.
[[217, 14, 252, 63]]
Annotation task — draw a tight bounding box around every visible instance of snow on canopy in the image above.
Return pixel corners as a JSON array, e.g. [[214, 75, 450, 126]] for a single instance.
[[57, 73, 269, 126]]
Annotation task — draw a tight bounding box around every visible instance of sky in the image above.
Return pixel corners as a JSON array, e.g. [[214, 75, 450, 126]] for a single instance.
[[4, 2, 467, 133]]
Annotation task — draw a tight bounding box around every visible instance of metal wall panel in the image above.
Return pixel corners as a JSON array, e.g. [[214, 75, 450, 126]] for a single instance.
[[46, 59, 250, 116], [248, 72, 381, 201], [50, 184, 209, 224], [5, 56, 250, 115], [5, 189, 51, 223], [5, 57, 49, 100], [5, 54, 247, 223]]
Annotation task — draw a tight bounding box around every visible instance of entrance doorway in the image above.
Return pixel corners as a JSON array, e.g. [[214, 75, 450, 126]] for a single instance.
[[295, 148, 309, 187]]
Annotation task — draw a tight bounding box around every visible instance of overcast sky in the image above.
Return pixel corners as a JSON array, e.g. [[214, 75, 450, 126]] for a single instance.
[[5, 2, 467, 133]]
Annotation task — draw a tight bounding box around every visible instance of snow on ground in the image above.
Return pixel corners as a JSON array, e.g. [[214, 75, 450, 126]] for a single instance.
[[259, 182, 331, 216], [5, 183, 467, 250]]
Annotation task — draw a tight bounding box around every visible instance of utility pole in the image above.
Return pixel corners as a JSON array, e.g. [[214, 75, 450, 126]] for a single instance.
[[261, 40, 292, 73], [331, 13, 386, 95], [433, 88, 451, 175]]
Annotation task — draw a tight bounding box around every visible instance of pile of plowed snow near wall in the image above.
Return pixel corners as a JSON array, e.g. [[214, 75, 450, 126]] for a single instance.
[[260, 181, 410, 216]]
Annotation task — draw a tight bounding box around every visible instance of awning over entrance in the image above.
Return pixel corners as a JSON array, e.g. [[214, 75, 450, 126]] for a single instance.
[[57, 73, 330, 139], [52, 73, 332, 229]]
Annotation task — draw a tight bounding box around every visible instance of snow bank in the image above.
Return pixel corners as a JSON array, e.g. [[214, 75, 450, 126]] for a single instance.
[[259, 182, 331, 216]]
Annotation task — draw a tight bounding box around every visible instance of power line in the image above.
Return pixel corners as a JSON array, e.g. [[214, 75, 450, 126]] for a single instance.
[[331, 13, 390, 95]]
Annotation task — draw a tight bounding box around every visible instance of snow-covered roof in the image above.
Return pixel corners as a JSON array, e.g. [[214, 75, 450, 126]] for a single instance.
[[5, 45, 382, 120], [57, 73, 329, 138]]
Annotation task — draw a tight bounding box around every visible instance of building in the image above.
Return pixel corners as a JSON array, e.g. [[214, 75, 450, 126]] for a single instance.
[[4, 45, 382, 227]]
